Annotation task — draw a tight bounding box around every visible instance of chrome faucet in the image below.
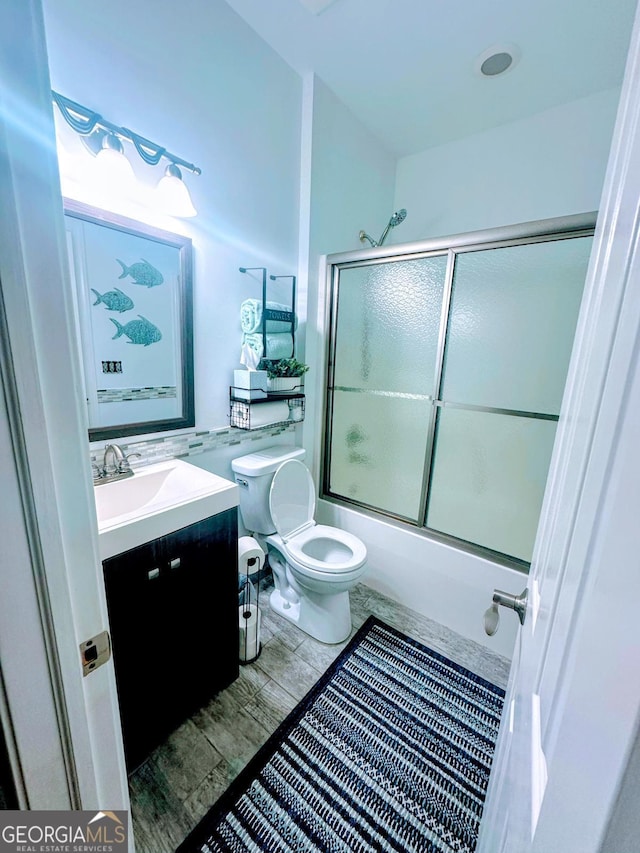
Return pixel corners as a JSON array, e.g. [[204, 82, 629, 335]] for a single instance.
[[93, 444, 141, 485], [104, 443, 126, 474]]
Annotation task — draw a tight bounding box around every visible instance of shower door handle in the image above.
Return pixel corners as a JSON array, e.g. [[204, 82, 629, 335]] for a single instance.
[[484, 587, 528, 635]]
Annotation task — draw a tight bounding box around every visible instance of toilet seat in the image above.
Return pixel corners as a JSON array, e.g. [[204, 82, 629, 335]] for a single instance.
[[285, 524, 367, 575], [269, 459, 316, 542], [269, 460, 366, 575]]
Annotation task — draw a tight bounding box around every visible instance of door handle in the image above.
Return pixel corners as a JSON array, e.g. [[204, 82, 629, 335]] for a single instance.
[[484, 587, 528, 635], [493, 588, 528, 625]]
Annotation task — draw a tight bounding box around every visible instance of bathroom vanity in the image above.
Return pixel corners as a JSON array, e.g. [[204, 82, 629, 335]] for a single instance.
[[93, 459, 240, 771], [103, 511, 238, 770]]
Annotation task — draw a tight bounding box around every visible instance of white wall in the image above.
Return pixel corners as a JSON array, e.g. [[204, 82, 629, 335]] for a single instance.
[[307, 76, 397, 259], [43, 0, 303, 435], [301, 75, 397, 471], [395, 88, 620, 241]]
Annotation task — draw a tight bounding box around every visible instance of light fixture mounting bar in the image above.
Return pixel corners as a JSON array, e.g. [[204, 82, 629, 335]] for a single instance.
[[51, 91, 201, 176]]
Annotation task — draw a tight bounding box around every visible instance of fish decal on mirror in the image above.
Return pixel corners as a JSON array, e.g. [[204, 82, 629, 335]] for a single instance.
[[110, 315, 162, 346], [117, 258, 164, 288], [91, 287, 134, 313]]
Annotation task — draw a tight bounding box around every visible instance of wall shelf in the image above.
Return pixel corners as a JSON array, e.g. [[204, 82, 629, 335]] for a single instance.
[[229, 386, 305, 430]]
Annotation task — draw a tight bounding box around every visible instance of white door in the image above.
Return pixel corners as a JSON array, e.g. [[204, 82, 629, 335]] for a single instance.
[[478, 2, 640, 849], [0, 0, 129, 815]]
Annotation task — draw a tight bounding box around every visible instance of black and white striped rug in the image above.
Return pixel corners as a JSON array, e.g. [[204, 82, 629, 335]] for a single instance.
[[179, 617, 505, 853]]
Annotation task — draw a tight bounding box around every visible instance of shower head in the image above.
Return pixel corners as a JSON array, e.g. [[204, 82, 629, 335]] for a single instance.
[[389, 208, 407, 227], [359, 208, 408, 248], [377, 209, 408, 246]]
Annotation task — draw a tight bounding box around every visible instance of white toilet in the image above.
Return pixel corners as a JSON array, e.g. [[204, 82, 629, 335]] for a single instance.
[[231, 445, 367, 644]]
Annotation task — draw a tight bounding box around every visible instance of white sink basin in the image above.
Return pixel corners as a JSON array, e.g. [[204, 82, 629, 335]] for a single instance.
[[95, 458, 239, 560]]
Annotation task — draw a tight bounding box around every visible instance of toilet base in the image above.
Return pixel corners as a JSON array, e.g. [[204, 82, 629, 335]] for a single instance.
[[269, 587, 352, 644]]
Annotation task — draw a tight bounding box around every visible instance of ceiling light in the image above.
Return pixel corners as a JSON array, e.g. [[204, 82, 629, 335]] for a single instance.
[[156, 164, 197, 217], [481, 52, 512, 76], [474, 44, 520, 78]]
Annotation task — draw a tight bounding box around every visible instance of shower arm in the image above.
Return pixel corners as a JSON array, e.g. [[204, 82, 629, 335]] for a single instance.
[[358, 226, 390, 248], [358, 230, 378, 248], [377, 222, 393, 247], [359, 209, 407, 248]]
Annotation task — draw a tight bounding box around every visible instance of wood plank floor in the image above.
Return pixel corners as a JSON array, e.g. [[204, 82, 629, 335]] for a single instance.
[[129, 581, 511, 853]]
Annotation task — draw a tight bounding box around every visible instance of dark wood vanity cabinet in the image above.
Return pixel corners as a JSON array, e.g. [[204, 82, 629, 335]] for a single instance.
[[102, 509, 239, 772]]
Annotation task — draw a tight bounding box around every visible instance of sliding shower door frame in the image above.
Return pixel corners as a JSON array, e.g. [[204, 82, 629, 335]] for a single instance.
[[321, 212, 597, 571], [416, 248, 455, 527], [323, 246, 449, 526]]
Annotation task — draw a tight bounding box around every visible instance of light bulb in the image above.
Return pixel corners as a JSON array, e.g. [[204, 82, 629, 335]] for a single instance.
[[83, 132, 138, 202], [156, 163, 197, 217], [94, 134, 136, 194]]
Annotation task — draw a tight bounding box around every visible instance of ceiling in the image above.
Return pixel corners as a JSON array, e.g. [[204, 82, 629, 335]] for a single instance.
[[224, 0, 637, 157]]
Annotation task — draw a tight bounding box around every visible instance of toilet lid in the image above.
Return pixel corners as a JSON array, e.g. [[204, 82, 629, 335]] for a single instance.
[[269, 459, 316, 540]]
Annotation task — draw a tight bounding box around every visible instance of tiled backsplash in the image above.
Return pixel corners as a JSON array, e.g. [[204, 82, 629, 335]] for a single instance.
[[89, 422, 297, 469], [97, 386, 177, 403]]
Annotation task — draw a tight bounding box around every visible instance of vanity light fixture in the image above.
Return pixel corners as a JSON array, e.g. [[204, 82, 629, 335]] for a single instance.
[[52, 91, 201, 217]]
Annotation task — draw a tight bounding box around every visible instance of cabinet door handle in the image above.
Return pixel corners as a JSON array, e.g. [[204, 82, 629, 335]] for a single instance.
[[148, 568, 160, 580], [169, 557, 181, 570]]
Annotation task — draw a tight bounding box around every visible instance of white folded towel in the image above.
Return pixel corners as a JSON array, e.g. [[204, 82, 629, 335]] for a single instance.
[[241, 332, 294, 363], [240, 299, 297, 335]]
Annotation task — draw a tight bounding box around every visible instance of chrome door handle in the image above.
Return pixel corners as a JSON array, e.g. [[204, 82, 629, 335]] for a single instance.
[[493, 588, 528, 625], [484, 587, 528, 635]]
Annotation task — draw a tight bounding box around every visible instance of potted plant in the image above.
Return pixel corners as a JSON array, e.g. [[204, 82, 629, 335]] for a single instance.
[[260, 357, 309, 392]]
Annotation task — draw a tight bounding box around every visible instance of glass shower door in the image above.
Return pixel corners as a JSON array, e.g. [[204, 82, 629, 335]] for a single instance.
[[425, 236, 593, 562], [324, 219, 594, 566], [326, 254, 449, 522]]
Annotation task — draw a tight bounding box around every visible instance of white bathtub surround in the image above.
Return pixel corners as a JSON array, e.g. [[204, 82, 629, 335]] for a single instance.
[[317, 499, 521, 659]]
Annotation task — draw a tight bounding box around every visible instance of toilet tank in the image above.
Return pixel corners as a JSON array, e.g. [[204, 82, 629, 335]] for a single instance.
[[231, 445, 306, 534]]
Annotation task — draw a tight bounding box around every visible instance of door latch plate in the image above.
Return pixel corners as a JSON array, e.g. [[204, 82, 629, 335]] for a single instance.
[[80, 630, 111, 676]]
